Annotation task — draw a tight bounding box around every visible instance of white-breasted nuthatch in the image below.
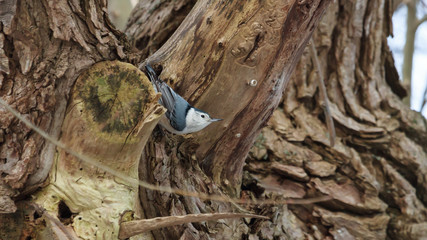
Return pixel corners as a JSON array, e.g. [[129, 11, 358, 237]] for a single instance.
[[145, 64, 222, 134]]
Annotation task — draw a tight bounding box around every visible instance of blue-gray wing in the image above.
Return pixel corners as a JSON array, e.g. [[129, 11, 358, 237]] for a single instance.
[[145, 65, 188, 131]]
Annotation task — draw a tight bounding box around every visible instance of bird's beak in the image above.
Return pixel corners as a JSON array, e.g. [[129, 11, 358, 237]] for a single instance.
[[210, 118, 222, 122]]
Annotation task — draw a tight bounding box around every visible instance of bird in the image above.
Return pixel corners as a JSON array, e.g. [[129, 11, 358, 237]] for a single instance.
[[144, 64, 222, 134]]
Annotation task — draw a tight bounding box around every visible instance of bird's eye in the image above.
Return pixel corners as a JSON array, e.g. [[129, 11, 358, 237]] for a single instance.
[[201, 114, 205, 118]]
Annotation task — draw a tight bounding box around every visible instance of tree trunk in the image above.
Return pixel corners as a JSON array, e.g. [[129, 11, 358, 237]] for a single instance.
[[0, 0, 128, 209], [1, 0, 427, 240], [127, 0, 427, 239], [0, 0, 156, 239], [248, 0, 427, 238], [130, 0, 330, 239], [142, 0, 330, 192]]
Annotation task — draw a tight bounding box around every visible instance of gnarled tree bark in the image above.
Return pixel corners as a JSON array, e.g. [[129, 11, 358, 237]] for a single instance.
[[143, 0, 331, 192], [1, 0, 331, 239], [130, 0, 331, 239], [2, 0, 427, 239], [127, 0, 427, 239], [0, 0, 128, 211]]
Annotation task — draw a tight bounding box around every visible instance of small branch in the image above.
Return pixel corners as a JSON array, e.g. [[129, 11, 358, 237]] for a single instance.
[[119, 213, 269, 239], [415, 14, 427, 29], [309, 38, 336, 147]]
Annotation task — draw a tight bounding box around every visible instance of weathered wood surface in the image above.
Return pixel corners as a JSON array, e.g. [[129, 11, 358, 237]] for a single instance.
[[127, 0, 427, 239], [1, 0, 426, 239], [129, 0, 333, 239], [0, 0, 129, 213], [142, 0, 331, 190]]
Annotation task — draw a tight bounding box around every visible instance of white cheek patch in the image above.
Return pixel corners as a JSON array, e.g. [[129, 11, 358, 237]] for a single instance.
[[184, 108, 213, 133]]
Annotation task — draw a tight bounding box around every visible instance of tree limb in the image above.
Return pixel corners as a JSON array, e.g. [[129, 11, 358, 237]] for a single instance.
[[415, 13, 427, 29]]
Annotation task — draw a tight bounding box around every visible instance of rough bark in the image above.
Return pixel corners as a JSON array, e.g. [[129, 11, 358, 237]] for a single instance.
[[0, 0, 128, 203], [1, 0, 426, 239], [1, 0, 331, 238], [130, 0, 331, 239], [142, 0, 331, 191], [247, 0, 427, 239], [127, 0, 427, 239], [0, 0, 138, 238]]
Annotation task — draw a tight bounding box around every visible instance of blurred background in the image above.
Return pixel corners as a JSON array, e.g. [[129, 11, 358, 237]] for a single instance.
[[388, 1, 427, 117], [108, 0, 427, 118]]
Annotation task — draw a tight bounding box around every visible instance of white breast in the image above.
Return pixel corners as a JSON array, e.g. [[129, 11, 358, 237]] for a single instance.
[[158, 108, 212, 135], [158, 115, 187, 134]]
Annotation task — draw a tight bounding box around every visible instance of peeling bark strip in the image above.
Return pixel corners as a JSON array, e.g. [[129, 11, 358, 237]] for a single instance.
[[145, 0, 332, 190]]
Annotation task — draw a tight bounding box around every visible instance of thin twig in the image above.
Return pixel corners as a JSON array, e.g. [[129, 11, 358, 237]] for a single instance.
[[119, 213, 269, 239], [415, 14, 427, 29], [309, 38, 336, 147]]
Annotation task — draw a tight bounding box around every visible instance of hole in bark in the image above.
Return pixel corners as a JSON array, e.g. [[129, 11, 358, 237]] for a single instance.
[[58, 201, 72, 221], [206, 16, 212, 24], [135, 36, 149, 50], [34, 211, 41, 220], [242, 171, 264, 197]]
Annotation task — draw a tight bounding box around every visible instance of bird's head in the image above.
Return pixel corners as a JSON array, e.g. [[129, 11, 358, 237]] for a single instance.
[[185, 107, 222, 133]]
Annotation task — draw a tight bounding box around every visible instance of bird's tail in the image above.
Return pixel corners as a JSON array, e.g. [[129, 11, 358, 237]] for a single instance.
[[144, 64, 162, 93], [145, 64, 159, 83]]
